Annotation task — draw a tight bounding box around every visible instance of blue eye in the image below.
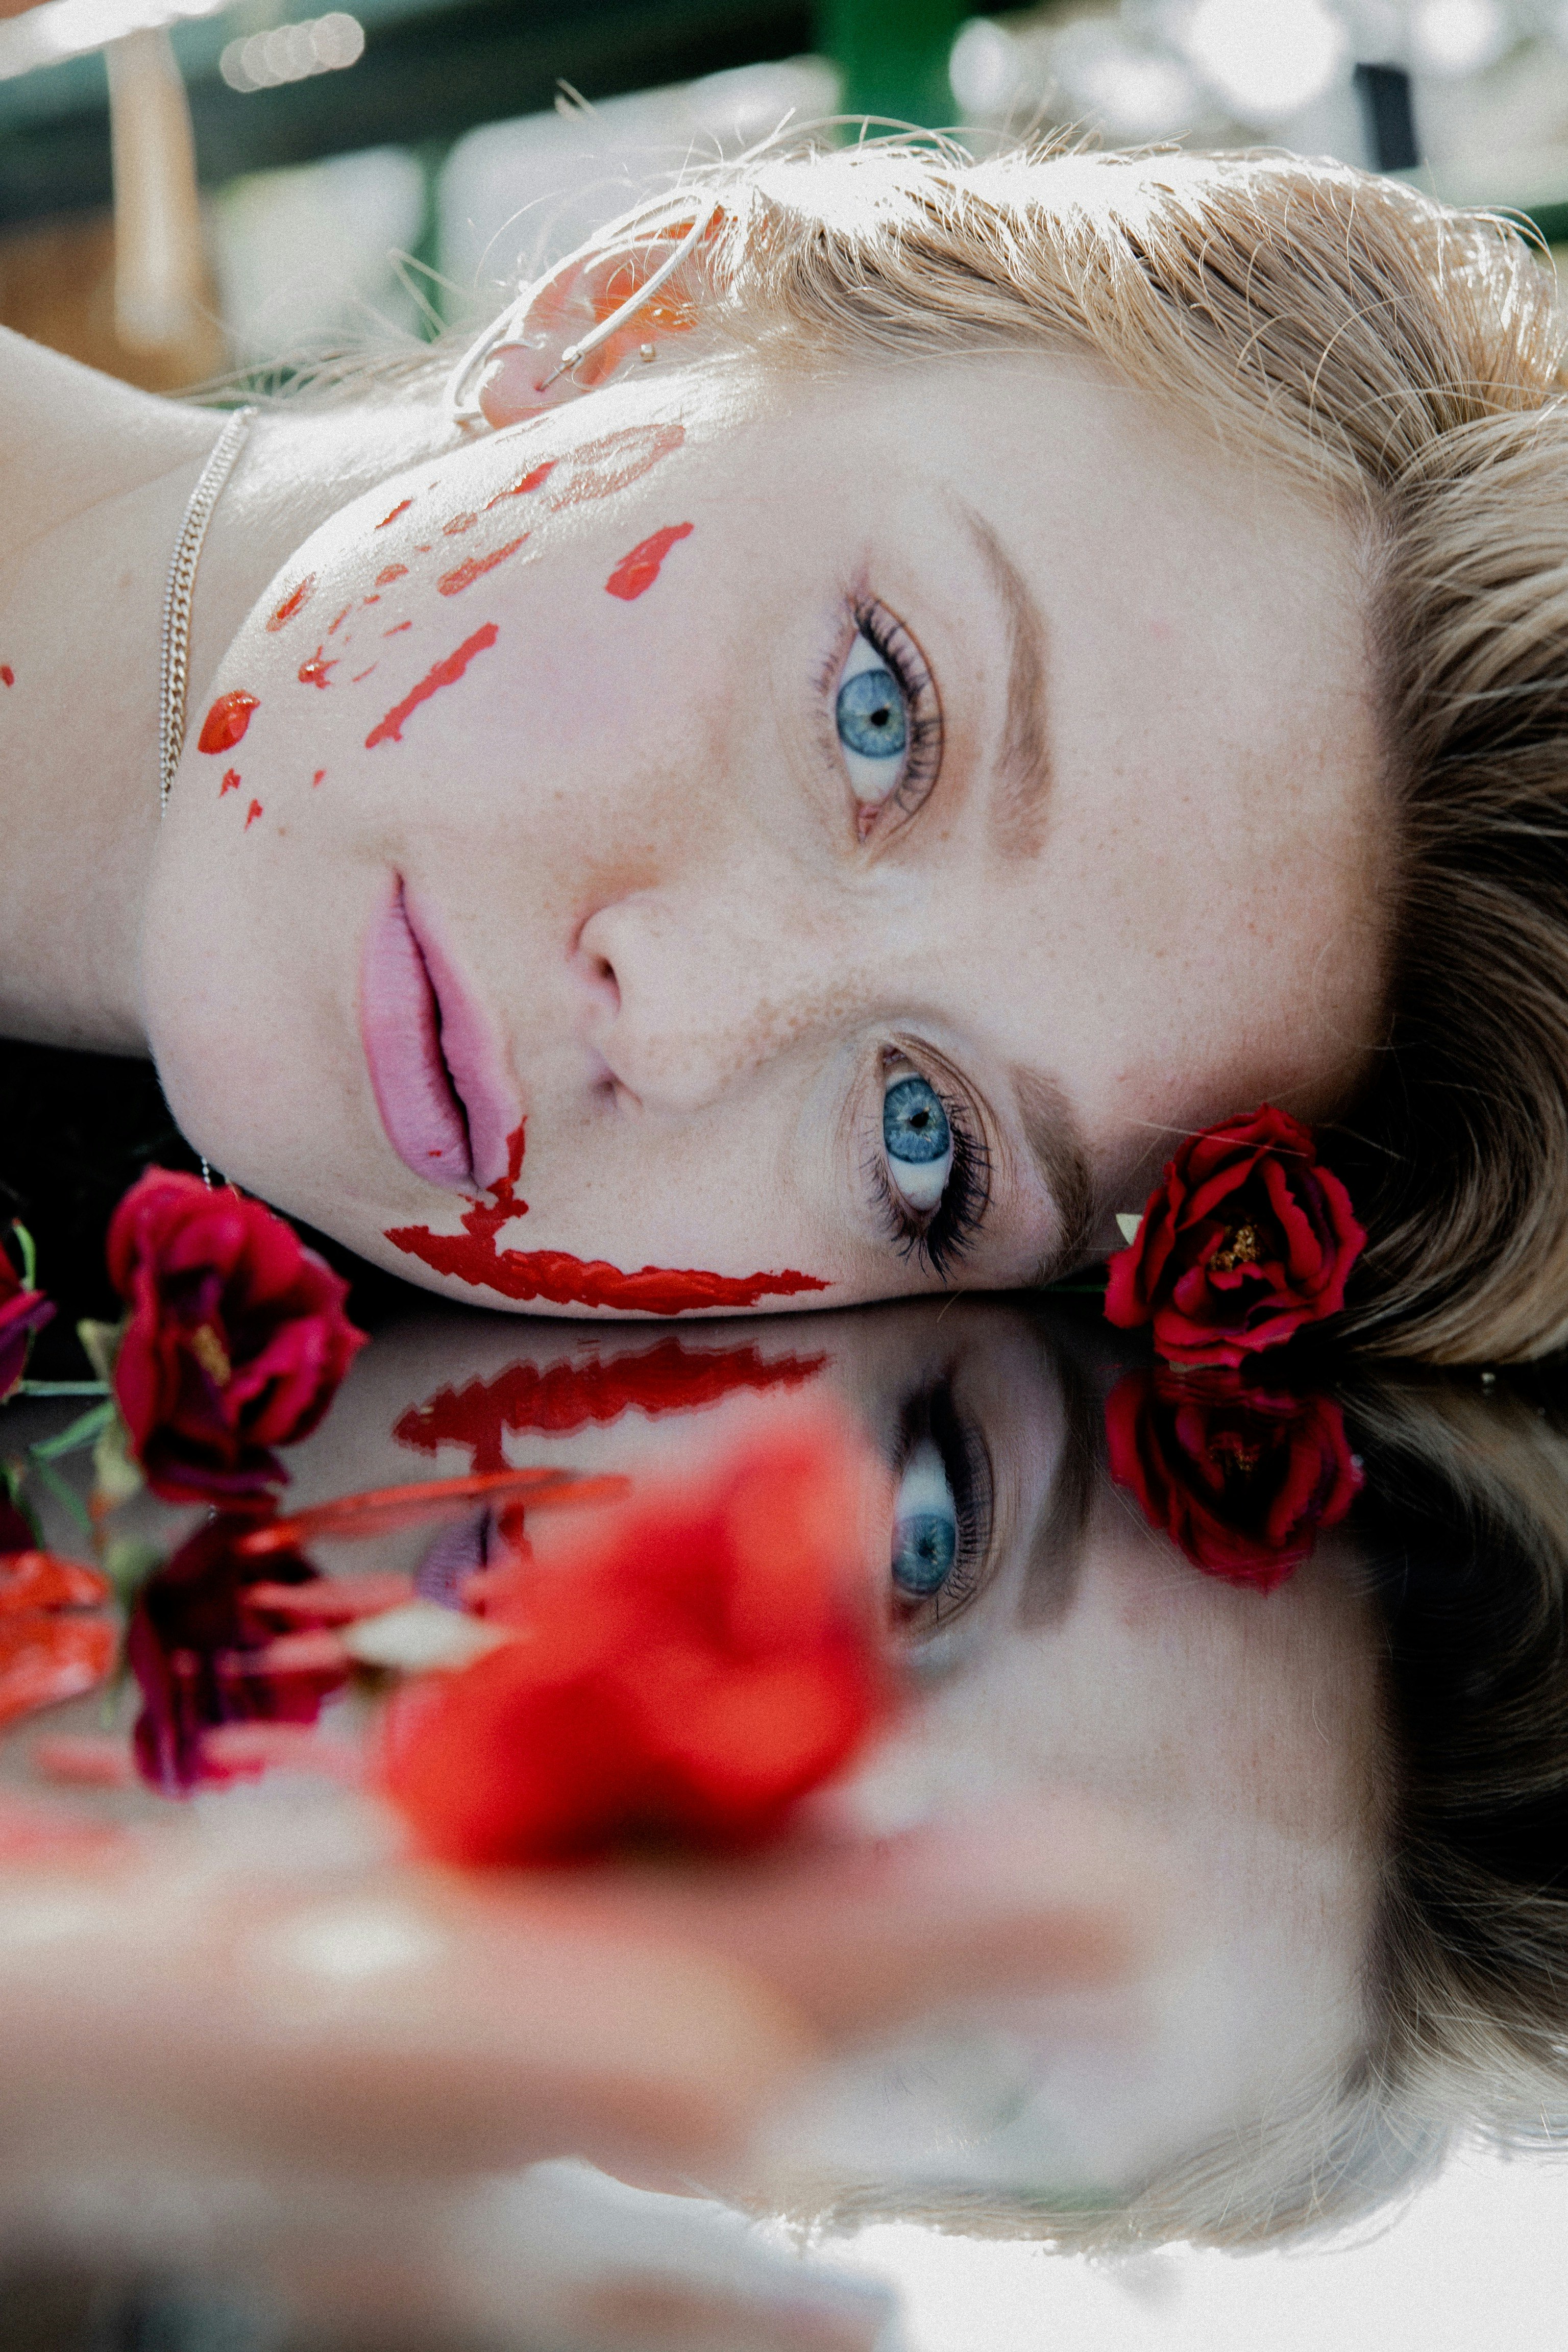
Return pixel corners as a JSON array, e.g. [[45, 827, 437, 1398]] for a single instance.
[[883, 1072, 954, 1215], [891, 1438, 960, 1596], [836, 631, 909, 802]]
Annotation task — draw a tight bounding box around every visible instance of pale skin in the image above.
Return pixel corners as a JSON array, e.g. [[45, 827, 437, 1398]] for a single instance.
[[0, 297, 1387, 1315]]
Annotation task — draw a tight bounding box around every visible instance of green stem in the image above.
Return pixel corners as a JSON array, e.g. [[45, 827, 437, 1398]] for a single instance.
[[17, 1381, 111, 1398], [29, 1455, 92, 1537], [9, 1221, 36, 1292], [29, 1399, 116, 1460]]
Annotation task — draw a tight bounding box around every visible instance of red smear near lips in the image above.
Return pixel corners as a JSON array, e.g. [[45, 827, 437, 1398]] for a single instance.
[[266, 574, 314, 631], [365, 622, 498, 748], [385, 1122, 828, 1313], [198, 690, 258, 753], [439, 535, 526, 595], [606, 522, 693, 601], [394, 1337, 830, 1471]]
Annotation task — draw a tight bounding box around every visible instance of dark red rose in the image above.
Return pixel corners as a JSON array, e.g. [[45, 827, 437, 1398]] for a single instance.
[[107, 1170, 366, 1505], [1105, 1365, 1364, 1591], [0, 1238, 54, 1404], [382, 1413, 892, 1866], [1105, 1106, 1365, 1368], [127, 1514, 350, 1793]]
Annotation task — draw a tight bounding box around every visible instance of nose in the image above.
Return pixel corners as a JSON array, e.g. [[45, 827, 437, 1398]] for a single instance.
[[573, 885, 874, 1116]]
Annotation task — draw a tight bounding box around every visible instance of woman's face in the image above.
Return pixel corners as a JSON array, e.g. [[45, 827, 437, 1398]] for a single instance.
[[142, 353, 1386, 1316]]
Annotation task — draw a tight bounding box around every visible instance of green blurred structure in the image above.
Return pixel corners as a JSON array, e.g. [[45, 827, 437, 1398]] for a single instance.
[[815, 0, 964, 126]]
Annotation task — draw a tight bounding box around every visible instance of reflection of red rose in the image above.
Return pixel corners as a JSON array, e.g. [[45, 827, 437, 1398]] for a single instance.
[[383, 1415, 891, 1866], [128, 1515, 349, 1793], [1105, 1107, 1365, 1369], [1105, 1366, 1364, 1591], [0, 1550, 114, 1728], [0, 1242, 53, 1404], [108, 1170, 366, 1506]]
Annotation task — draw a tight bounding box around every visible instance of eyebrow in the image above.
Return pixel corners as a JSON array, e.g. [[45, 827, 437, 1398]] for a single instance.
[[958, 504, 1054, 862], [1009, 1064, 1096, 1283]]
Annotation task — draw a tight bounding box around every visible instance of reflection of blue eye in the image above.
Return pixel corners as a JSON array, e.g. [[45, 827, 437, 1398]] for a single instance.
[[837, 664, 907, 760], [892, 1437, 959, 1596]]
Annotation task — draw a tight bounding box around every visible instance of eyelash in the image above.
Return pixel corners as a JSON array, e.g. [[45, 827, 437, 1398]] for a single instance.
[[891, 1382, 994, 1630], [868, 1064, 992, 1280], [845, 597, 943, 831]]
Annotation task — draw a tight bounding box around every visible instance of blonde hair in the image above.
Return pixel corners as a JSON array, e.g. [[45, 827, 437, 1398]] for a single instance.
[[536, 138, 1568, 1363]]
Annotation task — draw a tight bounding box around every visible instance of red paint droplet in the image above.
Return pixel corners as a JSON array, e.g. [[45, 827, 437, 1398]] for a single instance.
[[363, 594, 381, 607], [438, 534, 527, 596], [265, 574, 315, 632], [244, 799, 263, 829], [485, 459, 556, 508], [385, 1213, 828, 1314], [376, 498, 413, 529], [384, 620, 412, 635], [1, 666, 14, 688], [198, 689, 259, 753], [327, 604, 353, 635], [375, 564, 408, 586], [605, 522, 694, 602], [311, 768, 326, 787], [298, 647, 337, 689], [365, 622, 499, 749], [415, 545, 432, 554], [351, 665, 378, 682], [443, 512, 478, 535], [219, 767, 240, 795]]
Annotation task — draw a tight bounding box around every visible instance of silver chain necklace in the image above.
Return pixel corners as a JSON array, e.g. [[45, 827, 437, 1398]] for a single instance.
[[158, 404, 257, 815]]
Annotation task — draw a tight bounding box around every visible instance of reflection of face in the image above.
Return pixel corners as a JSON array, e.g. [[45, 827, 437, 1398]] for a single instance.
[[142, 352, 1385, 1316], [298, 1300, 1383, 2203]]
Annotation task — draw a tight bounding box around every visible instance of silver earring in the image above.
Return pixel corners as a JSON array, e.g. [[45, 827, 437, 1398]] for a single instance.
[[639, 342, 656, 363]]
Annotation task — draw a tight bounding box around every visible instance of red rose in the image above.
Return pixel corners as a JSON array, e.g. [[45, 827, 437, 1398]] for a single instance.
[[1105, 1365, 1364, 1591], [1105, 1106, 1365, 1368], [0, 1238, 54, 1404], [128, 1514, 350, 1792], [382, 1413, 892, 1866], [107, 1170, 366, 1506]]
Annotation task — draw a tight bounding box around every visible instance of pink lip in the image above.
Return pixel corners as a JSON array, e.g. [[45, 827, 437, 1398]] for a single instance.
[[360, 881, 521, 1192]]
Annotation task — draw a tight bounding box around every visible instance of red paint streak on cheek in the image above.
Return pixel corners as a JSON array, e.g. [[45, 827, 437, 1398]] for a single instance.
[[219, 768, 240, 795], [444, 512, 478, 535], [328, 604, 353, 635], [244, 799, 263, 829], [438, 534, 527, 596], [377, 499, 413, 529], [298, 648, 337, 689], [312, 768, 326, 787], [606, 522, 694, 601], [266, 574, 315, 631], [376, 564, 408, 586], [198, 690, 259, 753], [550, 421, 685, 511], [393, 1338, 829, 1469], [384, 621, 412, 636], [365, 621, 499, 749], [1, 666, 15, 687], [485, 459, 556, 509], [352, 665, 378, 682]]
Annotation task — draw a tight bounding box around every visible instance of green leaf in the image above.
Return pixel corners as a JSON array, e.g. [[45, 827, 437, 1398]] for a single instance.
[[29, 1455, 92, 1537], [102, 1533, 164, 1609], [9, 1220, 36, 1292], [29, 1399, 116, 1462], [76, 1319, 123, 1388]]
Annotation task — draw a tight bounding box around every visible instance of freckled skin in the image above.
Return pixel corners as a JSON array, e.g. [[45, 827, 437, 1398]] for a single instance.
[[145, 361, 1387, 1318]]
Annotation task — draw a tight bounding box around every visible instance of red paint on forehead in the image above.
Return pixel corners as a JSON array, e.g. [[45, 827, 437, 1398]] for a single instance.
[[365, 621, 499, 748], [438, 534, 527, 596], [376, 564, 408, 586], [298, 648, 336, 689], [550, 421, 685, 511], [377, 498, 413, 528], [244, 799, 263, 828], [219, 768, 240, 795], [606, 522, 693, 602], [198, 690, 259, 752], [486, 459, 557, 508], [266, 574, 315, 631], [394, 1337, 830, 1472]]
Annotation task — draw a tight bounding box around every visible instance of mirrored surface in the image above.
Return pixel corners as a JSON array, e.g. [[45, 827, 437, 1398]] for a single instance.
[[3, 1296, 1566, 2350]]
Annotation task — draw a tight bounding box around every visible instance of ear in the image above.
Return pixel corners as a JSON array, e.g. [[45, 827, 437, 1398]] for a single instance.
[[477, 222, 710, 426]]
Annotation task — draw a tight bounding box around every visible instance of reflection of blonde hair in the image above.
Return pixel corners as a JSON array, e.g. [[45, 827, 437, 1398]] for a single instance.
[[781, 1370, 1568, 2254], [577, 141, 1567, 1362]]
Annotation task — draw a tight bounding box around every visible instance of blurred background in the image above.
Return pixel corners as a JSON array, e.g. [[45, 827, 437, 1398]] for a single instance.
[[1, 0, 1562, 395]]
